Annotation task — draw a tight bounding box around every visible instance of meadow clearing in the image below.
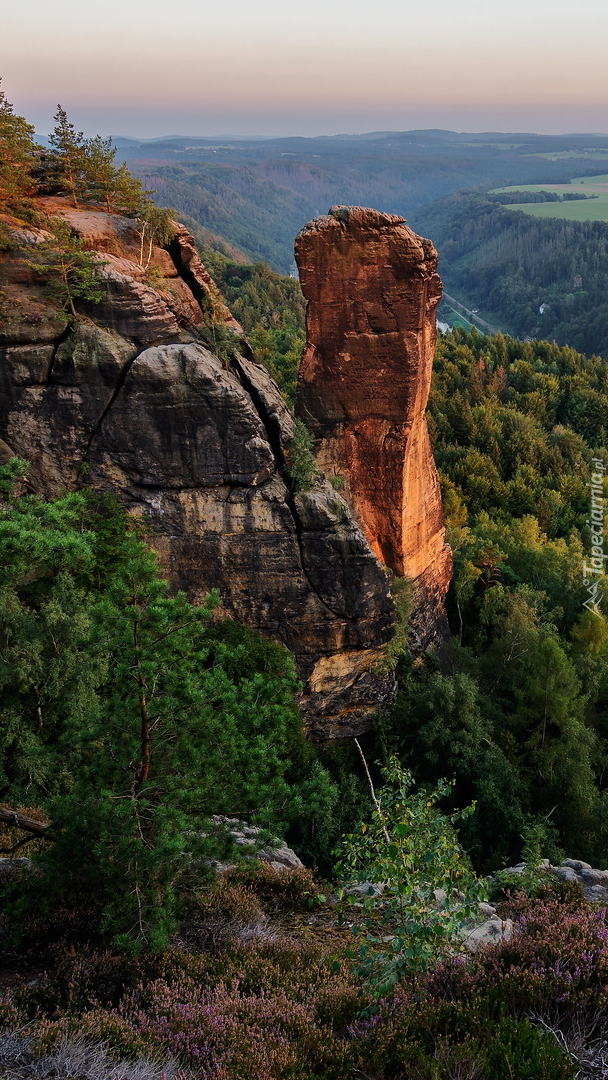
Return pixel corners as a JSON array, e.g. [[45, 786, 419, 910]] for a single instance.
[[491, 175, 608, 220]]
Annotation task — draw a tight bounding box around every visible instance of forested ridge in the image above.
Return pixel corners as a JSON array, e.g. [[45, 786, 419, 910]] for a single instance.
[[396, 329, 608, 870], [412, 192, 608, 355], [121, 129, 608, 272]]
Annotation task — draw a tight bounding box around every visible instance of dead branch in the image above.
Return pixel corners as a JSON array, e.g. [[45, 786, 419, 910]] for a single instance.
[[0, 807, 52, 839]]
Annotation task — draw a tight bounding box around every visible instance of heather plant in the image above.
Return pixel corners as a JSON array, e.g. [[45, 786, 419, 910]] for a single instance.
[[4, 897, 601, 1080], [465, 891, 608, 1016], [109, 936, 364, 1079]]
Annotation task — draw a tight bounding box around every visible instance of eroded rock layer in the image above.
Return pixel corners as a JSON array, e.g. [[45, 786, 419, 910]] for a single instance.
[[295, 206, 452, 646], [0, 201, 395, 739]]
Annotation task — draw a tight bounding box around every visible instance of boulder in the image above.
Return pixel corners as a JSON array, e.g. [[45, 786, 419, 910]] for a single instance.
[[211, 816, 304, 872]]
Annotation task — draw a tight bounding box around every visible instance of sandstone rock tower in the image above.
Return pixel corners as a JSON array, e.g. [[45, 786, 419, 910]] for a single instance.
[[295, 206, 452, 645]]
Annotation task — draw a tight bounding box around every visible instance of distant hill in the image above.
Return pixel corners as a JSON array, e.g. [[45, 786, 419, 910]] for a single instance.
[[410, 191, 608, 356], [119, 130, 608, 273]]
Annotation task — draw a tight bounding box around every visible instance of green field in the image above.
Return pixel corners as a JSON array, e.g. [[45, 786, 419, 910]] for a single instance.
[[490, 176, 608, 221], [527, 150, 608, 161]]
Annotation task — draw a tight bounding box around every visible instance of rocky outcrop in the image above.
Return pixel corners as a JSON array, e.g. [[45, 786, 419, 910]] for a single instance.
[[0, 201, 395, 738], [82, 340, 395, 739], [295, 206, 452, 647], [211, 817, 304, 872], [501, 858, 608, 904]]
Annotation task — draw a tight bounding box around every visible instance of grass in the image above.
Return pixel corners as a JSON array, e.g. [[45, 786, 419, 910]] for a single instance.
[[490, 175, 608, 222], [443, 311, 475, 330], [501, 198, 608, 221]]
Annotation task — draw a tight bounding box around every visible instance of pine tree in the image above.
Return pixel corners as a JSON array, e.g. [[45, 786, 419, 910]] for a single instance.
[[0, 79, 37, 206], [27, 217, 105, 316], [0, 465, 336, 950], [48, 106, 87, 207], [112, 163, 150, 217], [82, 134, 118, 211]]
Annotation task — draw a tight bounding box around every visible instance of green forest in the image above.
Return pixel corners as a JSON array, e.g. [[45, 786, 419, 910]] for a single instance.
[[397, 329, 608, 870], [183, 248, 608, 878], [201, 249, 306, 404], [412, 192, 608, 355]]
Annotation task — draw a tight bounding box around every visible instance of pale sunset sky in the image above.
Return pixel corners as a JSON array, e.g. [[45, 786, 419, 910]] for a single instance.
[[2, 0, 607, 138]]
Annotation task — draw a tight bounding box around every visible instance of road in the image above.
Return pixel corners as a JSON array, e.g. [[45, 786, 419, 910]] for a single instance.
[[443, 292, 500, 335]]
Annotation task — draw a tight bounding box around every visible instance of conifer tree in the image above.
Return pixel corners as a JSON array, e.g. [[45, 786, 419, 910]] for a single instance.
[[112, 162, 152, 217], [27, 217, 105, 316], [49, 106, 87, 207], [0, 465, 336, 950], [83, 134, 118, 211], [0, 79, 37, 205]]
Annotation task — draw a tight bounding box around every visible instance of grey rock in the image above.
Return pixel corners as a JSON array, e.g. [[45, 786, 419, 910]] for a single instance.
[[345, 882, 386, 899], [554, 865, 579, 883], [0, 857, 35, 879], [233, 353, 296, 450], [579, 867, 608, 887], [211, 816, 304, 873], [89, 343, 277, 488], [0, 207, 397, 738], [465, 917, 513, 950], [91, 264, 183, 345], [3, 344, 53, 385], [584, 885, 608, 903], [497, 857, 608, 905], [553, 859, 608, 901], [0, 315, 68, 346]]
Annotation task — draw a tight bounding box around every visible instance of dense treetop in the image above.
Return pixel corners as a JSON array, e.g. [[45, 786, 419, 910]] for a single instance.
[[388, 329, 608, 870], [0, 467, 336, 948], [202, 249, 306, 405]]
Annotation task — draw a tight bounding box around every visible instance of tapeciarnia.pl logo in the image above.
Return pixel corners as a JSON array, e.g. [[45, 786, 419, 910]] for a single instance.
[[582, 458, 606, 617]]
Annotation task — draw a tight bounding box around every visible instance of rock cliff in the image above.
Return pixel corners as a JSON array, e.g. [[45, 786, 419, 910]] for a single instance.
[[0, 199, 394, 739], [295, 206, 452, 646]]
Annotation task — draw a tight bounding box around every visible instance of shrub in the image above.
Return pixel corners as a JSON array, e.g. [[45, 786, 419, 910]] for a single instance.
[[335, 757, 486, 997], [285, 419, 318, 491]]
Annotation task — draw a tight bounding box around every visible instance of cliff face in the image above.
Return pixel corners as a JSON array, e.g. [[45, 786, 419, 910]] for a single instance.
[[0, 200, 394, 740], [295, 206, 452, 646]]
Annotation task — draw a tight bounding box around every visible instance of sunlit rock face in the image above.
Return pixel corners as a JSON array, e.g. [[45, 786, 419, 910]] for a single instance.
[[295, 205, 452, 647]]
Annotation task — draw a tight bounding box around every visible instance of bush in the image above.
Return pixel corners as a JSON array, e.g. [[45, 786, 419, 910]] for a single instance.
[[335, 757, 486, 997], [285, 418, 318, 491]]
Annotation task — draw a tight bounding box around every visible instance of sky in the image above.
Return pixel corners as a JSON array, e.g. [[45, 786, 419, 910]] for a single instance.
[[2, 0, 608, 139]]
